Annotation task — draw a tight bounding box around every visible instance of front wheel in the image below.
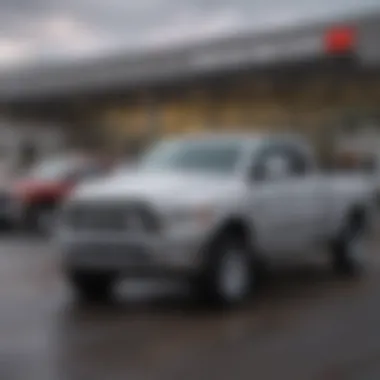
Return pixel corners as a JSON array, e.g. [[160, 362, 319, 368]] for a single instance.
[[68, 271, 116, 302], [198, 232, 255, 307]]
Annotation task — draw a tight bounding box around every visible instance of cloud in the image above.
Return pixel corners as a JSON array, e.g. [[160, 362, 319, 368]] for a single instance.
[[142, 7, 243, 47], [0, 13, 116, 67], [31, 14, 113, 56], [0, 38, 32, 67], [0, 0, 379, 67]]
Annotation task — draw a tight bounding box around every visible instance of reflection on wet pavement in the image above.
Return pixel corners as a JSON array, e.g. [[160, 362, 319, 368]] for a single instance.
[[0, 234, 380, 379]]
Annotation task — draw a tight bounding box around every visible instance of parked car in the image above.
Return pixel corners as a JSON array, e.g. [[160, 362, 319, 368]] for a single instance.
[[57, 133, 376, 307], [0, 165, 17, 228], [369, 154, 380, 204], [10, 154, 109, 234]]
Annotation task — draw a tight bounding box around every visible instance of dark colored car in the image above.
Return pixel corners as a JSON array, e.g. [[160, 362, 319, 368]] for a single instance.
[[10, 154, 109, 234]]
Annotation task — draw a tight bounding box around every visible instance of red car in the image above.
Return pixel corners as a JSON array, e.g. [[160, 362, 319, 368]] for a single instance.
[[10, 154, 109, 234]]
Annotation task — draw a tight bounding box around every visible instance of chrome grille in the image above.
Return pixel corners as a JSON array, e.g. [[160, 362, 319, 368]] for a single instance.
[[66, 201, 158, 233]]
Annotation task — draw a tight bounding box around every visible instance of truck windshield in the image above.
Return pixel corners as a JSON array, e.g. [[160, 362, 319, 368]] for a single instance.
[[137, 139, 243, 175]]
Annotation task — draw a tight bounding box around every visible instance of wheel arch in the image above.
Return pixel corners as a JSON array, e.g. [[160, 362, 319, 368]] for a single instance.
[[201, 216, 256, 266], [344, 204, 370, 230]]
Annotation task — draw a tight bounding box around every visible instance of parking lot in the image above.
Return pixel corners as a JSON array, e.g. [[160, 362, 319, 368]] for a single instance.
[[0, 230, 380, 380]]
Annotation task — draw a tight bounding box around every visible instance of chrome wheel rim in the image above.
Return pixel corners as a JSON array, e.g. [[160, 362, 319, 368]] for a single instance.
[[218, 249, 250, 302], [347, 231, 369, 268]]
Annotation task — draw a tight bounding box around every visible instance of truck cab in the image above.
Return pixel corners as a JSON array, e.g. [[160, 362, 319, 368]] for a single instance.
[[58, 133, 375, 307]]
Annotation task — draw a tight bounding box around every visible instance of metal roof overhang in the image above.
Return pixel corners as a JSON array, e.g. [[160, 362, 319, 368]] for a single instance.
[[0, 11, 379, 104]]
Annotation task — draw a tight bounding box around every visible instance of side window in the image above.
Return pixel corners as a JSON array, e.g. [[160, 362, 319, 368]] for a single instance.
[[284, 146, 309, 176], [251, 143, 309, 181], [253, 148, 292, 181]]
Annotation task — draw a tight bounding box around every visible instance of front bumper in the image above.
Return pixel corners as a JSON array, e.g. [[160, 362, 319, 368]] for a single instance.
[[59, 230, 207, 276]]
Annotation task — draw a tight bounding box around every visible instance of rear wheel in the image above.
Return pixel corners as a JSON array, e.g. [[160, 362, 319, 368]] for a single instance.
[[68, 271, 116, 302], [332, 213, 370, 276]]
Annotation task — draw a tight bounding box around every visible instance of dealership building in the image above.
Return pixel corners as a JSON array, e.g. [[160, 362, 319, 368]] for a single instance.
[[0, 11, 380, 165]]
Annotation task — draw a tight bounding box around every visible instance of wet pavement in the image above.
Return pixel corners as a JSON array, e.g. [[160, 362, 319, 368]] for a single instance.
[[0, 233, 380, 380]]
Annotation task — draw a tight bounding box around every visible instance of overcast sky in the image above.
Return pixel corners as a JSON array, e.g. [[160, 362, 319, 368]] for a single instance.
[[0, 0, 379, 68]]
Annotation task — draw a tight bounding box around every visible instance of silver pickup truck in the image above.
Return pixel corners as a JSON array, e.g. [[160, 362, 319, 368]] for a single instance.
[[57, 133, 376, 306]]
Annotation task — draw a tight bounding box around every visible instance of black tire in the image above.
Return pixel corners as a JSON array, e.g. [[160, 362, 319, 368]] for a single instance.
[[69, 271, 115, 302], [197, 231, 255, 308], [332, 214, 369, 277]]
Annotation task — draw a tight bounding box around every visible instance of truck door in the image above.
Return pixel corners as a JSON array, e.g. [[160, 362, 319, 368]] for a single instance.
[[249, 141, 317, 255], [281, 143, 323, 247]]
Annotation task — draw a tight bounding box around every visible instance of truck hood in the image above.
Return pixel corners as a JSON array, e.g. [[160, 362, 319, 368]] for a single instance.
[[72, 170, 242, 206]]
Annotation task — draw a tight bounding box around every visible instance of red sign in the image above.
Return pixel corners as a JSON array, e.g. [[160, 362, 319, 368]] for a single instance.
[[325, 26, 356, 54]]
